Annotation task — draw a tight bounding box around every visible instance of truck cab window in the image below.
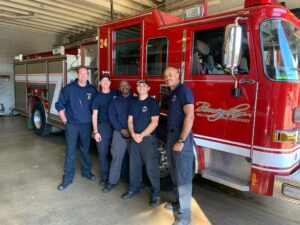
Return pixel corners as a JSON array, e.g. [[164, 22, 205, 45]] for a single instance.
[[260, 19, 300, 81], [113, 25, 141, 76], [146, 37, 168, 76], [192, 25, 249, 75]]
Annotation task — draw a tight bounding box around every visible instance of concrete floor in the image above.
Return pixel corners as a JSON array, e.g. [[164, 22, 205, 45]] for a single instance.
[[0, 115, 300, 225]]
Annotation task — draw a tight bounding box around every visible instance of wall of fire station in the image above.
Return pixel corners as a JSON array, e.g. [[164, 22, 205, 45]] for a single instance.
[[0, 26, 63, 115]]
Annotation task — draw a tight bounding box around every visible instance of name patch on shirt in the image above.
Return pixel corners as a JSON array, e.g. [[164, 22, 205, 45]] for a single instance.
[[87, 93, 92, 100], [172, 95, 177, 102]]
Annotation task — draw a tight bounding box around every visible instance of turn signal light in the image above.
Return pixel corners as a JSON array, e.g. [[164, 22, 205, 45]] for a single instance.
[[244, 0, 277, 8], [273, 130, 299, 143]]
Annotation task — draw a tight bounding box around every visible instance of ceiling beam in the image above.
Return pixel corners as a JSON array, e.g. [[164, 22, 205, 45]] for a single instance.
[[130, 0, 156, 8], [8, 0, 102, 22], [1, 18, 79, 34], [0, 0, 99, 25], [0, 5, 32, 15], [0, 12, 36, 19], [35, 0, 111, 21], [0, 21, 65, 34], [30, 18, 87, 32], [36, 14, 94, 30], [82, 0, 140, 15], [113, 0, 147, 12], [54, 0, 112, 17]]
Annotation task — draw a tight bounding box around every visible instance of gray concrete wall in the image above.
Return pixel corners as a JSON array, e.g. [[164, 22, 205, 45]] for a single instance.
[[0, 26, 62, 115]]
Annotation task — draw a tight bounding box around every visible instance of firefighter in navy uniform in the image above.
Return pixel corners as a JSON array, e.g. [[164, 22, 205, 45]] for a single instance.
[[121, 79, 161, 208], [92, 74, 118, 186], [164, 67, 195, 225], [55, 66, 98, 191], [102, 80, 134, 193]]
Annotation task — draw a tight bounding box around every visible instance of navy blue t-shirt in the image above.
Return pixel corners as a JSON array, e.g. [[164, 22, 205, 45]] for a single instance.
[[92, 90, 119, 123], [167, 83, 194, 129], [129, 96, 160, 133], [108, 94, 135, 131]]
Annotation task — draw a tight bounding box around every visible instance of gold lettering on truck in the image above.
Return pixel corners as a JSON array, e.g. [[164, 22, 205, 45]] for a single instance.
[[195, 101, 252, 123]]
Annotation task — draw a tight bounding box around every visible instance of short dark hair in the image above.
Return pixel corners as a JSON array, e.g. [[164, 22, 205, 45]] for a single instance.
[[100, 74, 111, 81], [136, 78, 149, 86]]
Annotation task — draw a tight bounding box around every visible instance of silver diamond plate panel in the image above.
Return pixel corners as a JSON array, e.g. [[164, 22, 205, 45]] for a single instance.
[[203, 147, 251, 190], [273, 168, 300, 204]]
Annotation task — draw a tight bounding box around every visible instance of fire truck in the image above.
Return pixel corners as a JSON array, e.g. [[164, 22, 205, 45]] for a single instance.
[[14, 0, 300, 203], [14, 39, 98, 135]]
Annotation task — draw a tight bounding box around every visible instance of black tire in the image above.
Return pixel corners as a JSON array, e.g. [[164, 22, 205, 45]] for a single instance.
[[158, 142, 173, 191], [31, 102, 51, 136], [143, 141, 173, 192]]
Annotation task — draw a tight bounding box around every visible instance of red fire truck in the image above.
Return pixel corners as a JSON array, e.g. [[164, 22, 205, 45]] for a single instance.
[[14, 0, 300, 203], [97, 0, 300, 203], [14, 39, 98, 135]]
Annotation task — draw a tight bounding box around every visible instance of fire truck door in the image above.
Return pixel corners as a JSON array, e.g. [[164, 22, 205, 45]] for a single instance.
[[188, 23, 257, 158]]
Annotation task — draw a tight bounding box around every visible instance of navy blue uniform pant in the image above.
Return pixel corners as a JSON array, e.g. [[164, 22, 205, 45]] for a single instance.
[[167, 129, 194, 222], [63, 123, 92, 183], [108, 130, 129, 184], [129, 135, 160, 198], [96, 122, 113, 182]]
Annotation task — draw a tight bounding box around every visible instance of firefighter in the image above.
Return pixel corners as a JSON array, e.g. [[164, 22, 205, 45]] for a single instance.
[[102, 80, 134, 193], [121, 79, 160, 208], [164, 67, 195, 225], [92, 74, 119, 186], [55, 66, 98, 191]]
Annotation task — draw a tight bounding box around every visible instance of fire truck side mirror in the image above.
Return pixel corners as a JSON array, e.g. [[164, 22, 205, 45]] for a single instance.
[[223, 21, 242, 70], [223, 18, 243, 97]]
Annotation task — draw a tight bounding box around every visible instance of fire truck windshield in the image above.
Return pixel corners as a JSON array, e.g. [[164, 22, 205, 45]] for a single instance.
[[260, 19, 300, 81]]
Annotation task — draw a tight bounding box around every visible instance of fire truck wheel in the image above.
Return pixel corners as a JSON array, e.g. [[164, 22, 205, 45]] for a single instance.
[[143, 141, 196, 191], [31, 102, 51, 136], [142, 142, 173, 191]]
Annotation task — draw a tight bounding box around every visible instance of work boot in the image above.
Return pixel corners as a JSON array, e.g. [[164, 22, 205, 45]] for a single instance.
[[57, 180, 72, 191], [149, 196, 160, 207], [121, 190, 139, 199], [99, 178, 108, 187], [102, 183, 117, 193], [172, 218, 191, 225], [164, 201, 179, 211], [81, 172, 96, 180]]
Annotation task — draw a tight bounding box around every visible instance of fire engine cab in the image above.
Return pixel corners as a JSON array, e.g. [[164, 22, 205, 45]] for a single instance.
[[14, 0, 300, 203]]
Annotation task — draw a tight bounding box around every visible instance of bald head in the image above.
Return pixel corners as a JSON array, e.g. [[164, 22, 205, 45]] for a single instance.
[[164, 67, 180, 89]]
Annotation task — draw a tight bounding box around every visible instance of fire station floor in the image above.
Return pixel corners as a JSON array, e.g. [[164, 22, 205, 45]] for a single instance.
[[1, 115, 300, 225]]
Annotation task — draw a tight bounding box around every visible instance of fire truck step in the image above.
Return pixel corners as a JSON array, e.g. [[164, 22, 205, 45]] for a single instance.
[[202, 169, 249, 191], [273, 168, 300, 204]]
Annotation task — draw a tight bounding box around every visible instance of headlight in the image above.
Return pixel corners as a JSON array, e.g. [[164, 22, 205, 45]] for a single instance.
[[282, 184, 300, 201], [294, 108, 300, 123]]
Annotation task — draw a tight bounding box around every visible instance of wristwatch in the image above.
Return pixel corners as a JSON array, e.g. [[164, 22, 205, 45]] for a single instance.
[[177, 138, 185, 143]]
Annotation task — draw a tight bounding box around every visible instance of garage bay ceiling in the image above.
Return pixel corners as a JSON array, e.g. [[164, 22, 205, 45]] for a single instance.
[[0, 0, 299, 36], [0, 0, 165, 35]]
